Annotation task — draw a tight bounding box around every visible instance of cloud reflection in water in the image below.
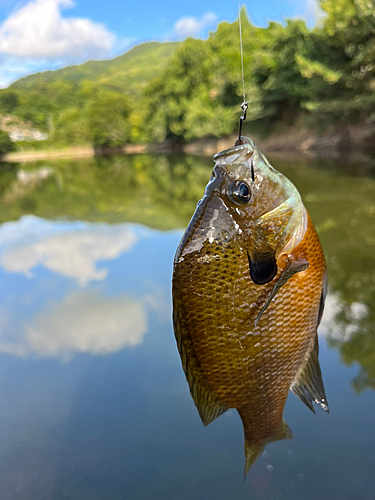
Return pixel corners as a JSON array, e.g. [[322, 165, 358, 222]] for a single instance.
[[24, 291, 147, 359], [320, 292, 368, 342], [0, 215, 138, 285], [0, 215, 171, 360]]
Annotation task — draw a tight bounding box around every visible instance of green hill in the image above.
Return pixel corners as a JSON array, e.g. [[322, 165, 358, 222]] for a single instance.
[[0, 41, 180, 147], [10, 42, 179, 97]]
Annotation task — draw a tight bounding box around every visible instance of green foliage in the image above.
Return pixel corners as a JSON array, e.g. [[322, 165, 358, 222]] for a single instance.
[[10, 42, 179, 96], [1, 1, 375, 148], [0, 42, 179, 147], [304, 0, 375, 121], [0, 91, 19, 114], [142, 38, 237, 142], [0, 130, 15, 156], [87, 93, 133, 147], [142, 1, 375, 140], [142, 13, 262, 143], [250, 20, 310, 122]]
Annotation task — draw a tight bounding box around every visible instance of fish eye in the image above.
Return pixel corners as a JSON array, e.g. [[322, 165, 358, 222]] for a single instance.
[[228, 180, 251, 205]]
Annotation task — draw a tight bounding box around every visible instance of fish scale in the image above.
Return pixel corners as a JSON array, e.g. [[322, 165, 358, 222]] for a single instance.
[[173, 138, 328, 474]]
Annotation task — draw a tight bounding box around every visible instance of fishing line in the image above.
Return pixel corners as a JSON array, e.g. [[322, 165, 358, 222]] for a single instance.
[[238, 1, 246, 104], [236, 3, 250, 145]]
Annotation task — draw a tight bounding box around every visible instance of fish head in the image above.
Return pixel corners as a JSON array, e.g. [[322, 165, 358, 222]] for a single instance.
[[177, 137, 307, 285]]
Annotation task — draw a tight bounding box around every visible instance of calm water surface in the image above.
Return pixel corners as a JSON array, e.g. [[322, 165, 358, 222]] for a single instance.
[[0, 152, 374, 499]]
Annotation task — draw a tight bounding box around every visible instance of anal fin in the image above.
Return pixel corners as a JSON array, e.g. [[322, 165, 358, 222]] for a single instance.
[[194, 387, 228, 426], [291, 335, 329, 413]]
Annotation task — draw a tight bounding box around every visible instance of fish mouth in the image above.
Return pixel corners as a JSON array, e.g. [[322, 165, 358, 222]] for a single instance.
[[178, 193, 239, 260], [213, 140, 254, 162]]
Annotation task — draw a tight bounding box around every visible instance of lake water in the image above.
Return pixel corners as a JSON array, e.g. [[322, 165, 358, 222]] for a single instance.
[[0, 151, 374, 499]]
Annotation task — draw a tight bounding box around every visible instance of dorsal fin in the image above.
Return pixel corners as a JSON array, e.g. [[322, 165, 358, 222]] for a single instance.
[[291, 335, 329, 413], [317, 271, 327, 327], [173, 296, 228, 426]]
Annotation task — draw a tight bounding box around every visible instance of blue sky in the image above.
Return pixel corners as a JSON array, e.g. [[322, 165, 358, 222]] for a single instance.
[[0, 0, 322, 87]]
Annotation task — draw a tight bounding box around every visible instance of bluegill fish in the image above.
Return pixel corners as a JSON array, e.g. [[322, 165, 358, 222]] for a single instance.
[[172, 137, 328, 475]]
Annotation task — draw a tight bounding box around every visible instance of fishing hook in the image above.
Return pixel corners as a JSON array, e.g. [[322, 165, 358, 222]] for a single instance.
[[235, 101, 250, 146]]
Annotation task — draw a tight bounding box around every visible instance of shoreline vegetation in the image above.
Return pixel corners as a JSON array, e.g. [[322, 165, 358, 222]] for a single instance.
[[1, 1, 375, 160], [3, 121, 375, 163]]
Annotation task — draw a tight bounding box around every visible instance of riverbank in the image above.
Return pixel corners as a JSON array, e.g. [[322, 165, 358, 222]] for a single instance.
[[2, 143, 147, 162], [178, 122, 375, 157], [2, 122, 374, 163]]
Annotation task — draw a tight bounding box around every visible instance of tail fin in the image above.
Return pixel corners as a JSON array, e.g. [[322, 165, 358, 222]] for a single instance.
[[244, 442, 264, 478], [243, 420, 293, 478]]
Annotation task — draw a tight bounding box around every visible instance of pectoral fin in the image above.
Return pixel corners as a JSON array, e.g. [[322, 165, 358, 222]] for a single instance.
[[255, 258, 309, 325], [291, 335, 329, 413]]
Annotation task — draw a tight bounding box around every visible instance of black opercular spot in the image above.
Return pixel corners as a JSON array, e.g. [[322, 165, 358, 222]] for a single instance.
[[247, 251, 277, 285]]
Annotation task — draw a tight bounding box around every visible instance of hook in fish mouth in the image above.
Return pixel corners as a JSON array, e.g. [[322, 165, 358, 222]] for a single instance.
[[213, 141, 254, 161]]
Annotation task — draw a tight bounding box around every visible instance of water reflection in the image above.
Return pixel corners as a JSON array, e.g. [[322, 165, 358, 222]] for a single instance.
[[0, 216, 138, 285], [7, 290, 148, 359], [0, 153, 374, 498], [4, 167, 54, 205], [0, 154, 212, 229], [0, 153, 374, 385], [323, 292, 375, 393], [0, 214, 171, 361]]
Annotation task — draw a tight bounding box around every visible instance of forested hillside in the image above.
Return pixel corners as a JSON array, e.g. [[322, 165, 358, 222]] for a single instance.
[[0, 42, 179, 147], [10, 42, 179, 96], [0, 0, 374, 150]]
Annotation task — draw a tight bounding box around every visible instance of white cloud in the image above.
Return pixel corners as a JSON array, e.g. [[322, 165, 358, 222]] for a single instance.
[[0, 0, 114, 59], [173, 12, 218, 39], [0, 216, 138, 286], [290, 0, 326, 27]]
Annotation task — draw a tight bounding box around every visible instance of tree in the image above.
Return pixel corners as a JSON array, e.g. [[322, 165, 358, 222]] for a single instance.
[[0, 130, 15, 156], [87, 92, 133, 147], [304, 0, 375, 121], [0, 91, 19, 114]]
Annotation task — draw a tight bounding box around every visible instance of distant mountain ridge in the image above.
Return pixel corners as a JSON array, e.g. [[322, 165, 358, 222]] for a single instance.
[[10, 41, 180, 98]]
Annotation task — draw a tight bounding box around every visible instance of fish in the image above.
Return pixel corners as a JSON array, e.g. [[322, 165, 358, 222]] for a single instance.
[[172, 136, 328, 476]]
